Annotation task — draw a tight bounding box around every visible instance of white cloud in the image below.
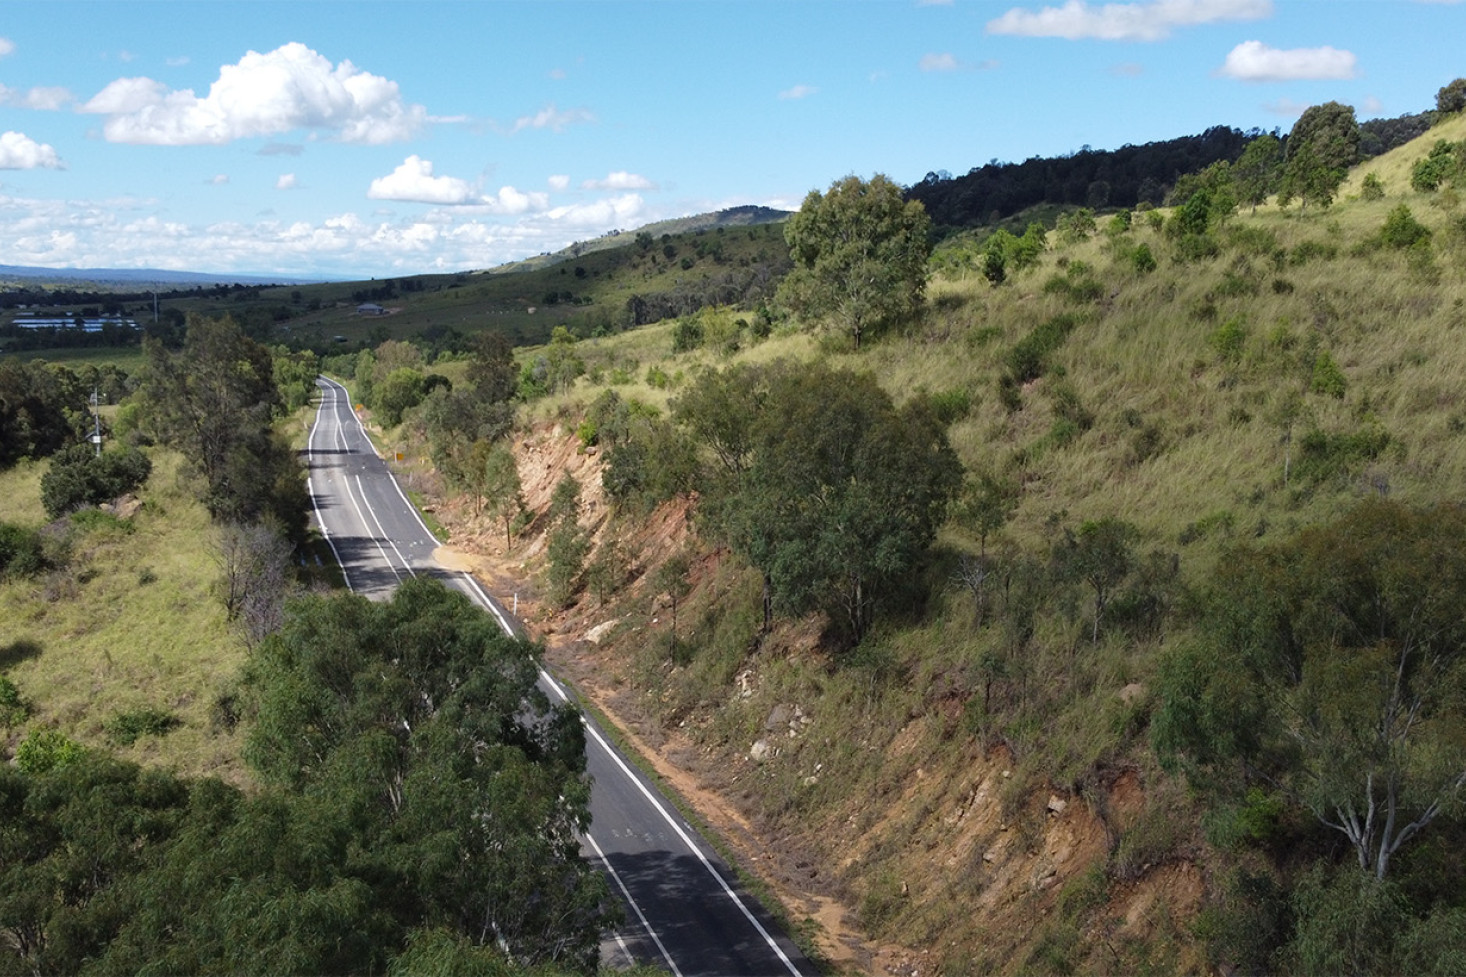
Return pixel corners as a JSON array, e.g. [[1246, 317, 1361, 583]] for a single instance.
[[778, 84, 817, 100], [0, 38, 15, 58], [209, 174, 229, 185], [920, 53, 999, 72], [276, 173, 298, 190], [366, 156, 553, 212], [548, 174, 570, 191], [166, 56, 191, 67], [545, 193, 646, 230], [480, 185, 550, 214], [0, 85, 75, 110], [80, 42, 427, 145], [368, 155, 477, 204], [987, 0, 1271, 41], [1111, 62, 1145, 76], [1362, 95, 1383, 115], [581, 171, 657, 191], [508, 103, 594, 134], [0, 131, 63, 169], [0, 185, 661, 277], [1218, 40, 1357, 81]]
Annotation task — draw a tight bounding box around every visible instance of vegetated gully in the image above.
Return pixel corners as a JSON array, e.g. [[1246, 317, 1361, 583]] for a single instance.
[[305, 376, 812, 977]]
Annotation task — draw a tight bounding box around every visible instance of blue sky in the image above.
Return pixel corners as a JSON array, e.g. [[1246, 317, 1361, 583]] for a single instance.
[[0, 0, 1460, 280]]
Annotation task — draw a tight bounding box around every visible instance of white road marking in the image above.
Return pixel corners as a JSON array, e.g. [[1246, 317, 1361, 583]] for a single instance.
[[311, 376, 804, 976], [584, 831, 683, 977]]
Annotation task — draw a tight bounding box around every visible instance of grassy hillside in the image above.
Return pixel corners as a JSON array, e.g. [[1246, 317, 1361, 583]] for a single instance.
[[422, 114, 1466, 974], [0, 450, 250, 784]]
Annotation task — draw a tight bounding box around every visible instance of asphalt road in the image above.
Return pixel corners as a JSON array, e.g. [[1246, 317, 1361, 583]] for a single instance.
[[306, 376, 812, 977]]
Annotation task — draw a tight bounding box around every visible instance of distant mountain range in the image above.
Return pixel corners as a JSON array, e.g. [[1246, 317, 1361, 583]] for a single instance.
[[0, 264, 328, 289]]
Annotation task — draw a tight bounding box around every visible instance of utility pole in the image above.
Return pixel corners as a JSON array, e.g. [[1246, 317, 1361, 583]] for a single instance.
[[89, 386, 103, 457]]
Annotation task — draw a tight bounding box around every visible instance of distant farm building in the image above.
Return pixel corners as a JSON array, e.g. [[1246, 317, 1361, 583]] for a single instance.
[[356, 303, 387, 316], [12, 315, 140, 333]]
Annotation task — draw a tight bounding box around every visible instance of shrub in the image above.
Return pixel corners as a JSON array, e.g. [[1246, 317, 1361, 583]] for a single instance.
[[104, 707, 180, 746], [1410, 140, 1463, 192], [1310, 351, 1347, 398], [15, 728, 86, 773], [0, 522, 48, 579], [40, 444, 152, 519], [1209, 318, 1248, 363], [0, 674, 29, 726], [1294, 425, 1389, 485], [672, 316, 704, 353], [1438, 77, 1466, 115], [1360, 172, 1385, 200], [1130, 242, 1157, 274], [1005, 313, 1081, 383], [1379, 204, 1431, 250], [1290, 239, 1337, 265]]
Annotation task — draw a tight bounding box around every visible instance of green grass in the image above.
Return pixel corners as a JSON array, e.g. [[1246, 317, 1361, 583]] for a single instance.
[[0, 449, 250, 784], [503, 118, 1466, 972]]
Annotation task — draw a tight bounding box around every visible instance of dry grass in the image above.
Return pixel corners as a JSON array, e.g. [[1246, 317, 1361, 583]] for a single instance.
[[0, 449, 250, 785], [540, 120, 1466, 972]]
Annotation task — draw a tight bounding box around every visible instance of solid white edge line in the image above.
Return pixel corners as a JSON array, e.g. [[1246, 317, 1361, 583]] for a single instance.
[[454, 572, 802, 976], [560, 678, 803, 976], [584, 831, 683, 977], [315, 375, 801, 976], [306, 385, 352, 591], [319, 377, 443, 544]]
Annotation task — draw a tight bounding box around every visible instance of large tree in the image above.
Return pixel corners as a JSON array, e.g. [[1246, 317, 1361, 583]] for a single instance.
[[777, 174, 932, 350], [140, 314, 307, 540], [1280, 101, 1359, 210], [1231, 132, 1283, 212], [1154, 498, 1466, 880], [0, 360, 90, 469], [682, 360, 962, 646]]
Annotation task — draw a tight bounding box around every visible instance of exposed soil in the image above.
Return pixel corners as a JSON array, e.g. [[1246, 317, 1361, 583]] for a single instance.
[[415, 422, 1203, 975]]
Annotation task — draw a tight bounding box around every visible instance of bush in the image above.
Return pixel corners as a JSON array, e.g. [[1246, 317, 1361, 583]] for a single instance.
[[1130, 242, 1157, 274], [1379, 204, 1431, 250], [40, 444, 152, 519], [1209, 318, 1248, 363], [672, 316, 704, 353], [103, 707, 181, 746], [1360, 172, 1385, 200], [1005, 313, 1081, 383], [0, 674, 29, 726], [0, 522, 48, 578], [1309, 351, 1347, 398], [14, 728, 86, 773], [1410, 140, 1464, 192]]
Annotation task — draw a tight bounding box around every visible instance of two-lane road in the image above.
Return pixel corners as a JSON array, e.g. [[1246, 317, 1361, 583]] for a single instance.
[[306, 377, 812, 976]]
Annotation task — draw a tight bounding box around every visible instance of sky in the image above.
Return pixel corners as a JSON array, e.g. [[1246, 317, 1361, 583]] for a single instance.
[[0, 0, 1461, 281]]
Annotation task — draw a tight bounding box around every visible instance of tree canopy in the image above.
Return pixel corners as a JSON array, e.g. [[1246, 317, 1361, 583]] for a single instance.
[[139, 314, 308, 540], [0, 578, 609, 976], [1280, 101, 1359, 210], [777, 174, 933, 350], [678, 359, 962, 646], [1154, 498, 1466, 881]]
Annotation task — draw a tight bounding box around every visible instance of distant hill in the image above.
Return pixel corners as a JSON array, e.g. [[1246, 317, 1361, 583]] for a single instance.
[[0, 264, 326, 289], [486, 205, 791, 274], [908, 110, 1435, 233]]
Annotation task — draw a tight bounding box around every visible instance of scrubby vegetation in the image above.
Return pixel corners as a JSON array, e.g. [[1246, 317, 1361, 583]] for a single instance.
[[9, 84, 1466, 975]]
